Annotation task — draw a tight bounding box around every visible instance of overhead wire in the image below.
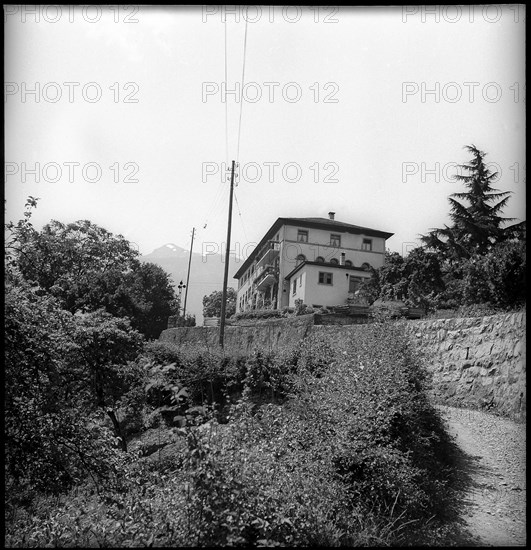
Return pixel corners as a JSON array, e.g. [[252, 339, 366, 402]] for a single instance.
[[233, 19, 250, 246], [225, 20, 229, 168], [236, 17, 249, 164], [201, 19, 250, 247], [201, 20, 231, 234], [233, 189, 249, 243]]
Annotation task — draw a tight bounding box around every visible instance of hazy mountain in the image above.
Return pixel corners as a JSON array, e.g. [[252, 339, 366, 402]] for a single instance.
[[140, 243, 241, 326]]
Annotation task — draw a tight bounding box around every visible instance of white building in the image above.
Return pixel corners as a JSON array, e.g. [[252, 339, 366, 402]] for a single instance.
[[234, 212, 393, 312]]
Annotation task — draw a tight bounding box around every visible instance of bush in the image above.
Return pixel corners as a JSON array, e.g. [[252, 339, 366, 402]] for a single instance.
[[233, 308, 283, 321], [141, 341, 247, 414], [5, 284, 132, 501]]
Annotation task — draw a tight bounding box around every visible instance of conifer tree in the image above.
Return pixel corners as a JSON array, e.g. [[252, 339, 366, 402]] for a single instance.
[[421, 145, 516, 259]]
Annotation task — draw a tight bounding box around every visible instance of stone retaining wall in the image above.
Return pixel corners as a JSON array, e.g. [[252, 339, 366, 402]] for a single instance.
[[403, 312, 526, 420], [160, 311, 526, 420], [159, 314, 314, 355]]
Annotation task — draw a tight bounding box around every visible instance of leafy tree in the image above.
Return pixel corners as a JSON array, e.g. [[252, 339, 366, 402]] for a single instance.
[[5, 282, 127, 493], [6, 205, 178, 339], [109, 262, 180, 339], [403, 248, 445, 310], [13, 219, 138, 303], [362, 249, 445, 311], [203, 288, 237, 318], [421, 145, 517, 260], [458, 240, 526, 308], [70, 310, 144, 451]]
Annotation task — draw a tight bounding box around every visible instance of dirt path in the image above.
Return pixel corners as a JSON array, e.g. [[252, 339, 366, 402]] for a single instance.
[[436, 405, 526, 547]]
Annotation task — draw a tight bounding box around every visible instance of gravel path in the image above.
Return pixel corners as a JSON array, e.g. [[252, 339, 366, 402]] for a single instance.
[[437, 405, 526, 547]]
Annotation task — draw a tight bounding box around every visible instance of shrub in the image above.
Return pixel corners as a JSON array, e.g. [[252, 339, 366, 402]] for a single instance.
[[141, 341, 247, 413], [5, 283, 130, 495], [233, 308, 283, 321]]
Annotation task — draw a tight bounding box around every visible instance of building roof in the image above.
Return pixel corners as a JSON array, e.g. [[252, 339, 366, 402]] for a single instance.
[[287, 217, 394, 238], [284, 260, 371, 281], [234, 216, 393, 279]]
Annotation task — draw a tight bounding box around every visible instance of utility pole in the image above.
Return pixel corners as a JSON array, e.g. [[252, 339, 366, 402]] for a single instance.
[[219, 160, 236, 348], [182, 227, 195, 320]]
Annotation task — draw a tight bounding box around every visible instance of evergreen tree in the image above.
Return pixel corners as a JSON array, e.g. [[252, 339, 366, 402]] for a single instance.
[[421, 145, 516, 259]]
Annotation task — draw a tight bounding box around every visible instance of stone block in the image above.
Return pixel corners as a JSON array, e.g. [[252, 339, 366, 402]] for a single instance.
[[512, 341, 523, 358]]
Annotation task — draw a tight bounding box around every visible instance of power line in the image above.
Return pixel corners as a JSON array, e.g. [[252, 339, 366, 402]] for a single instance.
[[201, 21, 249, 236], [204, 178, 228, 221], [236, 18, 248, 163], [233, 189, 248, 242], [225, 20, 229, 167], [201, 21, 233, 233]]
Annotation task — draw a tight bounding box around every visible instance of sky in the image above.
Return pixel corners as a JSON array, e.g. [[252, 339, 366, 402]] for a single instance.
[[4, 5, 526, 265]]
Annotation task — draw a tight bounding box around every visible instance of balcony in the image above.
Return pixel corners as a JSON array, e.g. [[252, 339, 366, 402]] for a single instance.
[[255, 241, 280, 270], [254, 265, 278, 291]]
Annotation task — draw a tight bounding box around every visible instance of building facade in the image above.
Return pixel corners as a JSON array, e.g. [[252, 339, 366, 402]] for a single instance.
[[234, 213, 393, 312]]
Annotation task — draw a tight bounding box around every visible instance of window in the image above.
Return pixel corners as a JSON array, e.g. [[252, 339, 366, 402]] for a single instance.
[[315, 256, 325, 263], [330, 258, 339, 265], [292, 279, 297, 295], [299, 276, 302, 287], [318, 272, 333, 285], [361, 262, 371, 271], [297, 229, 309, 242], [362, 238, 372, 251], [345, 259, 353, 267], [296, 254, 306, 265], [330, 234, 341, 247]]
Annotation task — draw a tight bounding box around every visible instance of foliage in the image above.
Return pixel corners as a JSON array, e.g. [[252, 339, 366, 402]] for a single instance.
[[233, 308, 283, 321], [421, 144, 518, 260], [5, 195, 40, 272], [6, 324, 465, 547], [366, 146, 525, 312], [5, 282, 129, 495], [448, 239, 526, 308], [113, 262, 181, 339], [6, 203, 179, 339], [293, 298, 315, 315], [168, 312, 197, 327], [141, 342, 247, 411], [203, 288, 237, 318], [364, 249, 444, 312], [69, 310, 144, 450]]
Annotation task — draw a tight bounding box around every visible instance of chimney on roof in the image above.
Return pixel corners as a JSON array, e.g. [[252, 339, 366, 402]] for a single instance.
[[328, 211, 335, 220]]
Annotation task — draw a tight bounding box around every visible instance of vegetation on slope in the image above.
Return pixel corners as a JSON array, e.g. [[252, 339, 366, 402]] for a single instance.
[[6, 319, 465, 546]]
